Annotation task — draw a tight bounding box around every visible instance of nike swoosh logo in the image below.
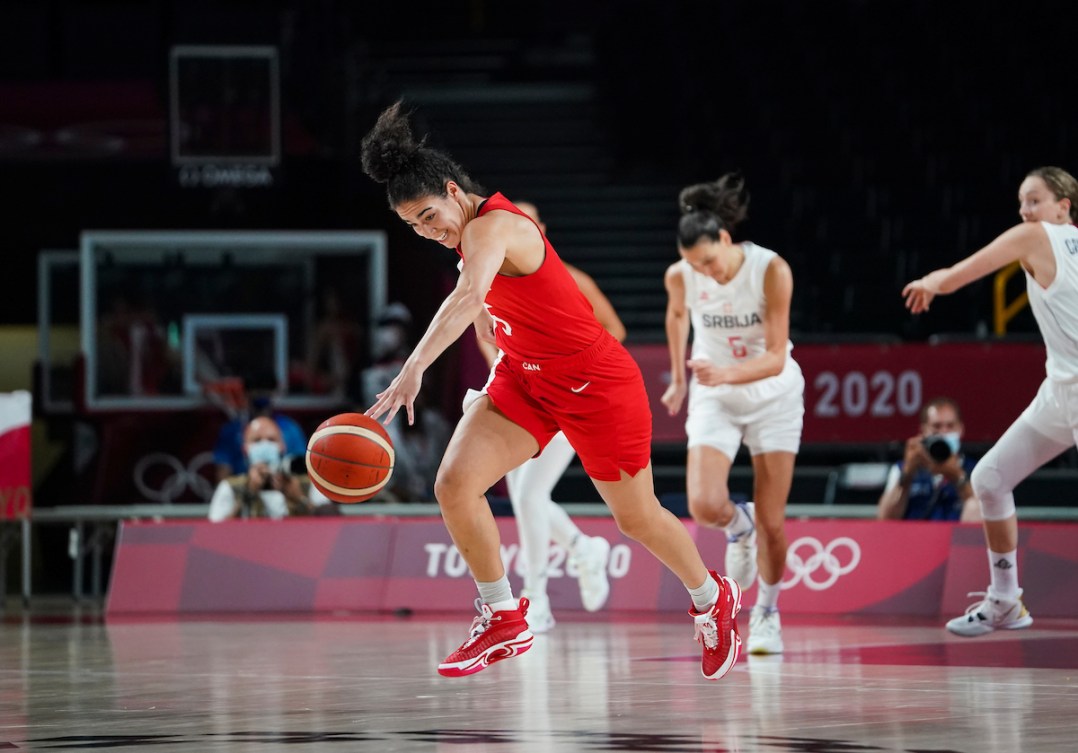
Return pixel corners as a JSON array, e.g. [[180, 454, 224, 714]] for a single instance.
[[571, 382, 591, 393]]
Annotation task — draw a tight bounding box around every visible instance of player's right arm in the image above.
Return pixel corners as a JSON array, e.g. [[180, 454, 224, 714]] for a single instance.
[[903, 222, 1052, 313], [661, 263, 690, 416]]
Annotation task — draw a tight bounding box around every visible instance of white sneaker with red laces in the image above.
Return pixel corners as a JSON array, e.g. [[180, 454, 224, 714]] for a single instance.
[[688, 571, 743, 680], [437, 598, 534, 677]]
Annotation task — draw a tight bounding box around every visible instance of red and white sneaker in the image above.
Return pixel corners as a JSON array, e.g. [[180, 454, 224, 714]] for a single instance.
[[688, 571, 743, 680], [437, 598, 534, 677]]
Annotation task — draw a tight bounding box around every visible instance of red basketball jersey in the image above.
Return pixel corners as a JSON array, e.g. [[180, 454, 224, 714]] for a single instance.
[[458, 193, 603, 361]]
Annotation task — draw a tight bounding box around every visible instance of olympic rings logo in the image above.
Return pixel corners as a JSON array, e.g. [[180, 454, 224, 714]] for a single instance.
[[132, 451, 216, 503], [782, 536, 861, 591]]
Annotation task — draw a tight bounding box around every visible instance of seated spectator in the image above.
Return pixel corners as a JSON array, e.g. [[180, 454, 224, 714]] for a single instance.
[[213, 370, 308, 483], [208, 416, 337, 521], [877, 397, 981, 522]]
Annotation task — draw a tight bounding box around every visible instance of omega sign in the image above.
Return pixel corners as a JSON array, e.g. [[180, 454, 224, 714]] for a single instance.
[[177, 164, 274, 188]]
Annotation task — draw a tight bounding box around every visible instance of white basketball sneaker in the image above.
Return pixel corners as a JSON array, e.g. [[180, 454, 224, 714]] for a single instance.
[[569, 535, 611, 612], [521, 590, 556, 634], [724, 502, 758, 587], [747, 605, 784, 655], [946, 587, 1033, 637]]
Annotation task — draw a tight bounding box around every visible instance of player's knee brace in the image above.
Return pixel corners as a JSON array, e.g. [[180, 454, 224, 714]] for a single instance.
[[970, 463, 1016, 521]]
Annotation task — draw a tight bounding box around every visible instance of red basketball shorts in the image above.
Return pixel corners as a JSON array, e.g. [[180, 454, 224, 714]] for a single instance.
[[486, 333, 652, 482]]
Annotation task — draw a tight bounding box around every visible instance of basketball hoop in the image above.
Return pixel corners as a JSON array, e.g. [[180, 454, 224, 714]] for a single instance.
[[202, 376, 246, 419]]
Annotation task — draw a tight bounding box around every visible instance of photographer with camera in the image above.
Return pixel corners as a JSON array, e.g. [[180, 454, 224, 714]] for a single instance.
[[877, 397, 981, 522], [207, 416, 337, 521]]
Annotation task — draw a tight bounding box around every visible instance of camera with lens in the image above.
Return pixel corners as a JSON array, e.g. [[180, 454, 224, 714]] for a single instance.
[[922, 434, 959, 462]]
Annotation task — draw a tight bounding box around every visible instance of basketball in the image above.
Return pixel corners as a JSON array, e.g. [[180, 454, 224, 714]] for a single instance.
[[305, 413, 395, 503]]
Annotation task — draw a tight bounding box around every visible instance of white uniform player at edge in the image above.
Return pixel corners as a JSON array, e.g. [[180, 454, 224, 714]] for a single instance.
[[464, 200, 620, 632], [903, 165, 1078, 637], [662, 173, 805, 655]]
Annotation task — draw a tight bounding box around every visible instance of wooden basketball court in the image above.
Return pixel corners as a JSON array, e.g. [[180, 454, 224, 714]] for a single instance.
[[3, 602, 1076, 752]]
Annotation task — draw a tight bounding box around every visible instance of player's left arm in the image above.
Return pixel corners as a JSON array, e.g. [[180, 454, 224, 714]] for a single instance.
[[692, 256, 793, 386]]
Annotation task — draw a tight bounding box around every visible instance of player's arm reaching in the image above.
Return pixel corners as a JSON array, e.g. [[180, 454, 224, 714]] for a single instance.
[[689, 256, 794, 387], [368, 213, 511, 426], [903, 222, 1050, 313]]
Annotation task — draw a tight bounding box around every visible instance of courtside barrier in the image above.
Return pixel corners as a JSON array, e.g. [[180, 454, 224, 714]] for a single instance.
[[105, 517, 1078, 618]]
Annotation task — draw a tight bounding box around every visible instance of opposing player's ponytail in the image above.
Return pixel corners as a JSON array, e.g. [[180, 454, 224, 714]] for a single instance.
[[677, 173, 750, 248]]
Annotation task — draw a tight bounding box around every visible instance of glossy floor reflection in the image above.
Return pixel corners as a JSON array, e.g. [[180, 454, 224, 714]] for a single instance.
[[2, 605, 1077, 752]]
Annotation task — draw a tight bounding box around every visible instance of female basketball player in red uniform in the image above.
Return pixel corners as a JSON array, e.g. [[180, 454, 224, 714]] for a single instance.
[[361, 101, 741, 680]]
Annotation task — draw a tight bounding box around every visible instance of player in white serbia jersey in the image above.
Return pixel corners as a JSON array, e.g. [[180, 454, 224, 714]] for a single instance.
[[662, 173, 805, 655], [904, 166, 1078, 638]]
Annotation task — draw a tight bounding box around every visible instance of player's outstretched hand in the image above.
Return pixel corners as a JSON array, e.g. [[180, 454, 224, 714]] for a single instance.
[[902, 271, 945, 314], [365, 363, 423, 426]]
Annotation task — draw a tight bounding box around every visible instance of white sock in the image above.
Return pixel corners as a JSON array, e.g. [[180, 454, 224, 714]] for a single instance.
[[722, 502, 753, 538], [477, 576, 515, 611], [688, 574, 720, 613], [987, 549, 1019, 599], [755, 578, 781, 611]]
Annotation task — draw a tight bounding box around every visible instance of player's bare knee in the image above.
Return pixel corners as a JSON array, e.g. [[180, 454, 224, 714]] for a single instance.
[[609, 507, 654, 543], [686, 490, 730, 527], [755, 517, 785, 546], [433, 464, 479, 505]]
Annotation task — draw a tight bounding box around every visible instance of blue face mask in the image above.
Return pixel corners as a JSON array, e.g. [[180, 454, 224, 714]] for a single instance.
[[940, 432, 961, 454], [246, 439, 282, 471]]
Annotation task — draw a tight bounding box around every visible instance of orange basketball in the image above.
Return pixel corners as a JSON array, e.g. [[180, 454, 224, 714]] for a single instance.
[[305, 413, 395, 504]]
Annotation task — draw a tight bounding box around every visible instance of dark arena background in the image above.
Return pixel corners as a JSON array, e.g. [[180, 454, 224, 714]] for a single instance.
[[1, 2, 1077, 752]]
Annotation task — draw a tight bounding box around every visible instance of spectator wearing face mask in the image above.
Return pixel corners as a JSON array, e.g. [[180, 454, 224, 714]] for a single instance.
[[212, 370, 309, 483], [360, 302, 413, 407], [877, 397, 981, 522], [207, 416, 337, 521]]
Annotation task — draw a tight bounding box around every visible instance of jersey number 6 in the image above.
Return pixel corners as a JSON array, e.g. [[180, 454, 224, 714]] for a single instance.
[[728, 336, 748, 359]]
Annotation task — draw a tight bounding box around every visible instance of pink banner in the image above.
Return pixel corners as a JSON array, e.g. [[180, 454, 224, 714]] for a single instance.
[[0, 390, 32, 520], [107, 517, 1078, 619], [627, 341, 1047, 444]]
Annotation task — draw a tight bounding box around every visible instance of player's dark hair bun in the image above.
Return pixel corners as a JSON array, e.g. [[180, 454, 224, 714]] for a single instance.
[[361, 101, 424, 185]]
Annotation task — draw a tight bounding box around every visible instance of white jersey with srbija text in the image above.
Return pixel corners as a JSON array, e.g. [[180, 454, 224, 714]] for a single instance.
[[679, 241, 803, 408], [1028, 221, 1078, 382]]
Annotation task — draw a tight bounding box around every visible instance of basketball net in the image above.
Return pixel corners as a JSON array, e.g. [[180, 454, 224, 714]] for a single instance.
[[202, 377, 246, 420]]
